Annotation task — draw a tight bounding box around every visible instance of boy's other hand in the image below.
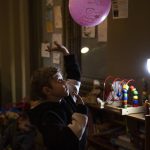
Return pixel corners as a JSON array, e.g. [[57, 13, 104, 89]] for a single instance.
[[73, 92, 85, 105]]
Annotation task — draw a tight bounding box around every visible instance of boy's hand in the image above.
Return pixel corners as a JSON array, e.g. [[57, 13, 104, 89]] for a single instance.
[[46, 41, 70, 55], [68, 112, 88, 140], [73, 92, 85, 105]]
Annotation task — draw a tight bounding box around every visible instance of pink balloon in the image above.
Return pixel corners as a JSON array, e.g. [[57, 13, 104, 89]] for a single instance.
[[69, 0, 111, 27]]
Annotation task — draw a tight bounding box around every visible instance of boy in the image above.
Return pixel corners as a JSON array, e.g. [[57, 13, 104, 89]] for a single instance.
[[28, 42, 88, 150]]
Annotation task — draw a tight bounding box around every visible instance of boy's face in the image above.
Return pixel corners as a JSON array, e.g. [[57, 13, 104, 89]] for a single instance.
[[49, 72, 69, 99]]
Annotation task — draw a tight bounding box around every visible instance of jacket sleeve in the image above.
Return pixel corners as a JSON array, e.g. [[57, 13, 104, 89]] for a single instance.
[[64, 55, 81, 98], [40, 111, 80, 150], [64, 54, 81, 81], [76, 104, 88, 115]]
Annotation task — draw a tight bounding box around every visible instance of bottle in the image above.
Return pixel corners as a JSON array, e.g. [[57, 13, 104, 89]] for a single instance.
[[144, 100, 149, 115]]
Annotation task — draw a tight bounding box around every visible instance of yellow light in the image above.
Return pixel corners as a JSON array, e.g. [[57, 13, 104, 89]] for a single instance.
[[147, 58, 150, 74], [81, 47, 89, 54]]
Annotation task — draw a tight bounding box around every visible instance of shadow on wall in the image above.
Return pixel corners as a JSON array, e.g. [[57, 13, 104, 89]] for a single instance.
[[81, 44, 108, 79]]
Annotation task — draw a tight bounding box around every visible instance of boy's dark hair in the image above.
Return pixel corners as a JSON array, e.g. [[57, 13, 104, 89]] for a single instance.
[[30, 66, 60, 100]]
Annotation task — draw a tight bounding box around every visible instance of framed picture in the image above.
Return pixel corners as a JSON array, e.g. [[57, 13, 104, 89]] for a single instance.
[[82, 27, 95, 38]]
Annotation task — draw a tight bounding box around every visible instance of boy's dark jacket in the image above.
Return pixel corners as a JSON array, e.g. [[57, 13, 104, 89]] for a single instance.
[[28, 99, 87, 150], [0, 55, 88, 150], [28, 55, 88, 150]]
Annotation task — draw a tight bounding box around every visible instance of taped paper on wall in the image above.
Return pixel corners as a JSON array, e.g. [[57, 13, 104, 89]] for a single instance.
[[98, 19, 107, 42], [41, 42, 50, 58], [52, 33, 62, 48], [82, 27, 95, 38], [54, 6, 62, 28], [112, 0, 128, 19], [46, 21, 53, 33], [52, 52, 61, 64], [46, 0, 53, 7]]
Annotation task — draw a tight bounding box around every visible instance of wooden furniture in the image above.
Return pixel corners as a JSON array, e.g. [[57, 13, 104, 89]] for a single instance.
[[87, 104, 148, 150], [145, 115, 150, 150]]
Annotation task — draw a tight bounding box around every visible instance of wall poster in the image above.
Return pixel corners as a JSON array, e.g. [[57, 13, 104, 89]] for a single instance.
[[82, 27, 95, 38], [98, 19, 107, 42], [112, 0, 128, 19]]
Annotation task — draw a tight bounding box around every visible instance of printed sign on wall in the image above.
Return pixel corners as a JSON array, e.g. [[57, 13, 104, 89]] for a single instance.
[[112, 0, 128, 19]]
